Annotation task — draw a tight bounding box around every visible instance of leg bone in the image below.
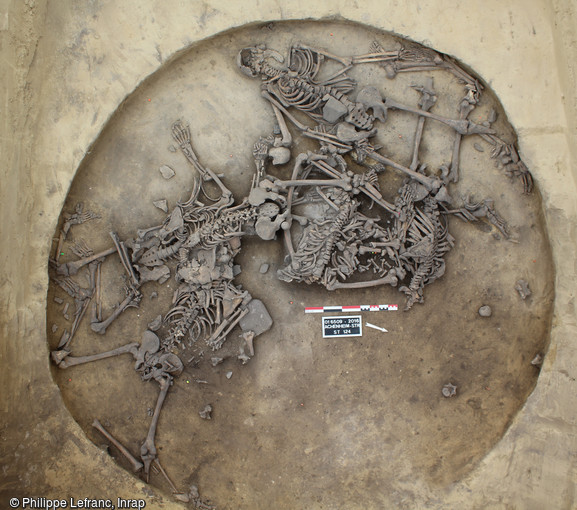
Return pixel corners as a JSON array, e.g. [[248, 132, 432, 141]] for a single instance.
[[140, 376, 171, 481], [92, 419, 143, 473], [91, 290, 141, 335], [52, 342, 139, 369], [327, 271, 398, 290], [409, 78, 436, 171], [56, 247, 116, 276]]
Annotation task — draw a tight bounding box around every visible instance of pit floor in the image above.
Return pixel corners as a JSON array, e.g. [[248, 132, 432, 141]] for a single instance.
[[46, 21, 553, 509]]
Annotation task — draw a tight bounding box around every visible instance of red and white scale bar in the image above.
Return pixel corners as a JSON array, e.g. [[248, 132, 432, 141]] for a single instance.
[[305, 304, 398, 313]]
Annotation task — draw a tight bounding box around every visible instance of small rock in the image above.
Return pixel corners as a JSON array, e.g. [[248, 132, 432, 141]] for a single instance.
[[199, 404, 212, 420], [473, 143, 485, 152], [259, 263, 269, 274], [150, 291, 158, 300], [51, 324, 58, 333], [226, 371, 233, 379], [323, 95, 349, 123], [54, 296, 64, 304], [159, 164, 175, 179], [515, 279, 531, 300], [478, 305, 492, 317], [442, 383, 457, 398], [168, 145, 177, 153], [153, 199, 168, 213], [232, 265, 242, 277], [210, 357, 223, 367], [239, 299, 273, 337], [531, 353, 543, 367]]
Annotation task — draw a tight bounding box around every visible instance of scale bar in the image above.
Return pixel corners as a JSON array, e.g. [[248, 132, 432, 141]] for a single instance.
[[305, 304, 398, 313]]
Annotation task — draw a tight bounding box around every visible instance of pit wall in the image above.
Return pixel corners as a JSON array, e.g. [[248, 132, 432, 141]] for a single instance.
[[1, 1, 576, 508]]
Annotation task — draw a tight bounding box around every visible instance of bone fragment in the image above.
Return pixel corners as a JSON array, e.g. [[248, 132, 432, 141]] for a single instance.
[[442, 383, 457, 398], [136, 265, 171, 285], [92, 419, 143, 473], [515, 280, 531, 300], [90, 262, 102, 323], [57, 331, 70, 349], [153, 199, 169, 213], [153, 458, 179, 493], [147, 315, 163, 332], [199, 404, 212, 420], [159, 165, 175, 179]]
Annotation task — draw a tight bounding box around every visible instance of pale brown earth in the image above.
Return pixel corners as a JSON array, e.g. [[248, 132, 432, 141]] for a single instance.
[[46, 22, 553, 509]]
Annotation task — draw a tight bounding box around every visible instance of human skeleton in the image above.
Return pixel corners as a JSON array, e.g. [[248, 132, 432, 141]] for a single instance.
[[49, 39, 532, 503]]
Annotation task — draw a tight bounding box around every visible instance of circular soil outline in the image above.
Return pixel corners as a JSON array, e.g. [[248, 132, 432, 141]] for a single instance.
[[47, 20, 554, 508]]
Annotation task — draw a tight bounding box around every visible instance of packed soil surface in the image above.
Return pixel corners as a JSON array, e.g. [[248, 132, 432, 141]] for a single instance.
[[47, 21, 553, 509]]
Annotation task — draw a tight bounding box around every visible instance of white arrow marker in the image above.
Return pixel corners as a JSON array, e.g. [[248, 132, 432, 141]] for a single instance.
[[366, 322, 388, 333]]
